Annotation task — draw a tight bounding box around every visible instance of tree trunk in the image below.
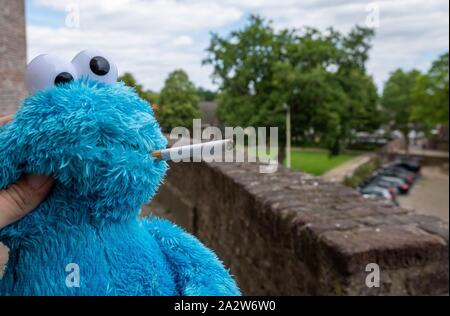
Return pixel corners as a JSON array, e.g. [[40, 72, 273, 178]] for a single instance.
[[403, 130, 410, 155], [278, 145, 286, 166]]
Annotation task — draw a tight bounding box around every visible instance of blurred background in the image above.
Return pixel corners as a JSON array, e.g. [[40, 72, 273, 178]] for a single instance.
[[0, 0, 448, 295]]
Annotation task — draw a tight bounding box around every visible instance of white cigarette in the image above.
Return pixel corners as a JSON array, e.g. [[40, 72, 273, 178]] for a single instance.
[[151, 139, 234, 161]]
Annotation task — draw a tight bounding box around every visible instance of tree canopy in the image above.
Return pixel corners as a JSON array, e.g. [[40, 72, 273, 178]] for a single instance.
[[197, 87, 218, 101], [411, 52, 449, 130], [382, 52, 449, 142], [119, 71, 201, 132], [118, 72, 160, 106], [158, 69, 201, 132], [203, 15, 379, 155], [381, 69, 421, 144]]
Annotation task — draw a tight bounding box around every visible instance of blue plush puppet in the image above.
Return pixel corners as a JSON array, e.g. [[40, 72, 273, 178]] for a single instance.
[[0, 49, 240, 296]]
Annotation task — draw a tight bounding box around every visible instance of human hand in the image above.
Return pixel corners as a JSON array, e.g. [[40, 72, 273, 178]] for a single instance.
[[0, 115, 54, 229]]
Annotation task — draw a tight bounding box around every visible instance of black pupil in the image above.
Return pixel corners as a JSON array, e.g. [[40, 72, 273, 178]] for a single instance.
[[90, 56, 110, 76], [54, 72, 74, 85]]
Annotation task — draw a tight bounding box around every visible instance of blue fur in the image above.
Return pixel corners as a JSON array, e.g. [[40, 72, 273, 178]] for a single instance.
[[0, 79, 240, 296]]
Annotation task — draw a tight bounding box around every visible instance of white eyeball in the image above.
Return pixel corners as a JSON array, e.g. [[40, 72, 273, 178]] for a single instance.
[[26, 54, 78, 95], [71, 49, 118, 84]]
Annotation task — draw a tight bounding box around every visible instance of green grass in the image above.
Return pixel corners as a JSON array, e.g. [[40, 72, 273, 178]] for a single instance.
[[288, 148, 357, 176], [236, 145, 359, 176]]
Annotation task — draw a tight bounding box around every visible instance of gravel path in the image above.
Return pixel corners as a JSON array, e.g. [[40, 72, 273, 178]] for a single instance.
[[321, 153, 373, 182]]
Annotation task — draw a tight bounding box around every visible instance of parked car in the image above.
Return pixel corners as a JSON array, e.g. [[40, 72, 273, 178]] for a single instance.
[[375, 175, 410, 194], [356, 158, 421, 201], [375, 167, 415, 185], [359, 185, 396, 203], [395, 159, 421, 173], [368, 179, 400, 195]]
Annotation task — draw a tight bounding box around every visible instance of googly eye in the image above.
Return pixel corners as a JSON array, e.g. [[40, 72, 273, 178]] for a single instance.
[[26, 54, 78, 95], [54, 72, 75, 85], [72, 49, 118, 84]]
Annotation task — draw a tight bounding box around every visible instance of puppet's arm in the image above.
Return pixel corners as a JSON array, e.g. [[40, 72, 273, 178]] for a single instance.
[[0, 121, 23, 190], [0, 120, 29, 247], [146, 218, 240, 296]]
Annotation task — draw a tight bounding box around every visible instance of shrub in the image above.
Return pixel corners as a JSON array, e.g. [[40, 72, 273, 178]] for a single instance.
[[344, 157, 381, 188]]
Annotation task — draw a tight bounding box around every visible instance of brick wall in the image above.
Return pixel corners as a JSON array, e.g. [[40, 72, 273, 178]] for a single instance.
[[148, 160, 449, 295], [0, 0, 27, 116]]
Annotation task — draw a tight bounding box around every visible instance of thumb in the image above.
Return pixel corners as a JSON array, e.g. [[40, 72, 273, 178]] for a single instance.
[[0, 174, 54, 229]]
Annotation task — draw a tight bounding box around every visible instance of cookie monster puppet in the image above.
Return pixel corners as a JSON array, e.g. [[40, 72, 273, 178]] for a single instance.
[[0, 49, 240, 296]]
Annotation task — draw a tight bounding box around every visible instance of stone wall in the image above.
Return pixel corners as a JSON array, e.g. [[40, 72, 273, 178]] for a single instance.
[[0, 0, 27, 116], [148, 160, 449, 295]]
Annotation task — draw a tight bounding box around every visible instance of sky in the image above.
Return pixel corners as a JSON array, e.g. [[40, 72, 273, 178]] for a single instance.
[[25, 0, 449, 92]]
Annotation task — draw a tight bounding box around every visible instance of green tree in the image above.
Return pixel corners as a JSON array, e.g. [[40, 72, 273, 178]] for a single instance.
[[204, 15, 378, 156], [119, 72, 145, 95], [381, 69, 422, 148], [197, 87, 218, 101], [412, 52, 449, 130], [118, 72, 160, 106], [158, 70, 201, 132]]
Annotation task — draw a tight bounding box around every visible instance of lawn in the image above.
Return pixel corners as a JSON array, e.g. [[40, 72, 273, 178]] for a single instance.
[[288, 148, 357, 176]]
